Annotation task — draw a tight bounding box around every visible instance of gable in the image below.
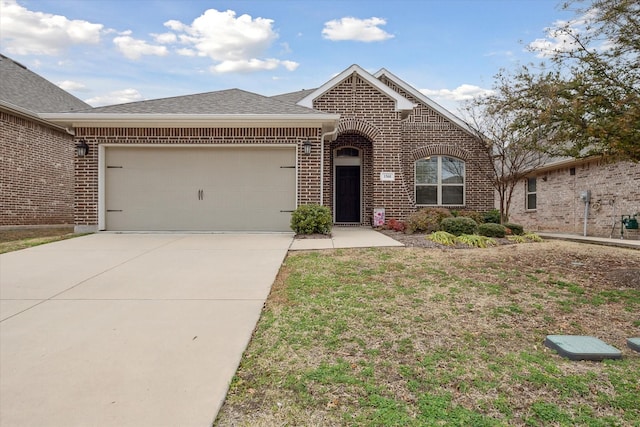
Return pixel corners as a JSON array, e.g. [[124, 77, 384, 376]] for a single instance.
[[297, 65, 414, 113]]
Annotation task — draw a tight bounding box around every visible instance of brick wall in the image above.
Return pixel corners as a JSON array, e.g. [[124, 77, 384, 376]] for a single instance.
[[73, 127, 321, 228], [313, 73, 494, 224], [508, 158, 640, 239], [1, 111, 74, 226]]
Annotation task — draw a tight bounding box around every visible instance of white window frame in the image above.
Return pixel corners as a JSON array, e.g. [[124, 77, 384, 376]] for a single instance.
[[526, 177, 537, 210], [414, 156, 465, 206]]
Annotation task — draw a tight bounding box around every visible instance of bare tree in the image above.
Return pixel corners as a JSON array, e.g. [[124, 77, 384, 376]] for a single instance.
[[463, 96, 545, 224]]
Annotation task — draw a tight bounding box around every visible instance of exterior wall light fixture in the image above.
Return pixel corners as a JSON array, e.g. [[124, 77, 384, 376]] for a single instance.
[[76, 139, 89, 157], [303, 140, 312, 155]]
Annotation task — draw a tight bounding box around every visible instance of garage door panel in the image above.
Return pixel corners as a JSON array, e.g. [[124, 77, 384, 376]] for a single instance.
[[105, 146, 295, 231]]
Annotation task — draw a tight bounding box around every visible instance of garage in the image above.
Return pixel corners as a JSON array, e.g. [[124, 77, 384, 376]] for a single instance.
[[104, 146, 296, 232]]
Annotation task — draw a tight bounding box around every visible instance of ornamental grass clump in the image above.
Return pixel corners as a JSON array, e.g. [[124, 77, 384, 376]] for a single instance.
[[524, 232, 543, 242], [457, 234, 497, 248], [426, 231, 458, 246]]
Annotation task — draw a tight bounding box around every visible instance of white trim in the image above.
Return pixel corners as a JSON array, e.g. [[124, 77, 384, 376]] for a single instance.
[[374, 68, 475, 136], [414, 156, 466, 206], [40, 113, 340, 129], [297, 64, 415, 112], [98, 145, 106, 230]]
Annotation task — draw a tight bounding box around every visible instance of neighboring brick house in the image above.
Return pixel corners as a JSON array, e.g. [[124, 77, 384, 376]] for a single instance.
[[41, 64, 494, 232], [508, 157, 640, 239], [0, 54, 91, 227]]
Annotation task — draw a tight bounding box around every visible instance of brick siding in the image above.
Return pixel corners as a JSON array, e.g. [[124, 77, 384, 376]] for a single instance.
[[1, 111, 74, 226], [71, 72, 494, 230], [508, 158, 640, 239], [313, 73, 494, 224]]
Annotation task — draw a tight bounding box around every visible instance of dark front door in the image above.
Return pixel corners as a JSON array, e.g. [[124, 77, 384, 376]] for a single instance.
[[335, 166, 361, 222]]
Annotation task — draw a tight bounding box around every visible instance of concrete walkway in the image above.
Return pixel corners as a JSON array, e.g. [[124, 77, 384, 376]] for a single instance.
[[289, 226, 404, 251], [538, 232, 640, 250], [0, 233, 292, 427]]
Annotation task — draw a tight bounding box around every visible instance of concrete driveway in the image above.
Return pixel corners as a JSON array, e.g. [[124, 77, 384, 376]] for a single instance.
[[0, 233, 292, 427]]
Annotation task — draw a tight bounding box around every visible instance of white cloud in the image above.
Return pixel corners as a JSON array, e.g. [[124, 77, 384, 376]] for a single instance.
[[113, 35, 168, 60], [152, 32, 177, 44], [84, 89, 143, 107], [57, 80, 88, 92], [322, 17, 394, 42], [0, 0, 103, 55], [176, 48, 197, 57], [210, 58, 299, 73], [420, 85, 494, 102], [166, 9, 276, 61], [164, 8, 297, 73]]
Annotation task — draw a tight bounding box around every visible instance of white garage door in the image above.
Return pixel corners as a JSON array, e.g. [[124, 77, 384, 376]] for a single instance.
[[104, 146, 296, 231]]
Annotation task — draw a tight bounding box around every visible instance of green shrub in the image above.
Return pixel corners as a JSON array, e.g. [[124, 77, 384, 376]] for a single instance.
[[406, 208, 452, 234], [452, 209, 485, 224], [478, 223, 507, 238], [458, 234, 497, 248], [503, 222, 524, 235], [290, 204, 332, 235], [440, 217, 478, 236], [483, 209, 501, 224], [427, 231, 458, 246]]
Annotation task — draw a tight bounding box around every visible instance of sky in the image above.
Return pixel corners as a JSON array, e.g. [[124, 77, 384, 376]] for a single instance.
[[0, 0, 577, 114]]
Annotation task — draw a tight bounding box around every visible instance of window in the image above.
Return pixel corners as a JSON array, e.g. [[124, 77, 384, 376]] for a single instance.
[[337, 147, 359, 157], [415, 156, 465, 205], [526, 177, 537, 210]]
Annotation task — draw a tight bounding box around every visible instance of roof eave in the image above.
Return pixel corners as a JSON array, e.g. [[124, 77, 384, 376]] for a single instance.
[[1, 101, 73, 134], [373, 68, 475, 136], [39, 113, 341, 130]]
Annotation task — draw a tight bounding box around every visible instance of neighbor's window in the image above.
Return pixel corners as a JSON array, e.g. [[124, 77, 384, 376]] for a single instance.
[[415, 156, 465, 205], [526, 177, 537, 210]]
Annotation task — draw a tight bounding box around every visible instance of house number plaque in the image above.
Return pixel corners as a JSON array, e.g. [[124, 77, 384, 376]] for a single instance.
[[380, 172, 395, 181]]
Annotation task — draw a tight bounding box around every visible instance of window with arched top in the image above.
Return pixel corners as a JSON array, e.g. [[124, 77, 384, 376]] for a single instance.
[[336, 147, 360, 157], [415, 156, 465, 205]]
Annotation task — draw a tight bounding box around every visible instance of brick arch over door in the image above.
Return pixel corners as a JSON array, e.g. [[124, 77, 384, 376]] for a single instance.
[[336, 118, 381, 142]]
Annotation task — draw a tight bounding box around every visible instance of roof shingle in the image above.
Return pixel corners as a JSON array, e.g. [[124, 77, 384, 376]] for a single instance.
[[84, 88, 328, 115], [0, 54, 90, 113]]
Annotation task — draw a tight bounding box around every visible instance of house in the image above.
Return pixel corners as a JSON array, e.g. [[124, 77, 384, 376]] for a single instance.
[[36, 64, 494, 233], [508, 156, 640, 239], [0, 54, 91, 227]]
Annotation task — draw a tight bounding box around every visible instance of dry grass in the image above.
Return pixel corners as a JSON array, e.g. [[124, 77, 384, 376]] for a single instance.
[[0, 226, 76, 253], [216, 241, 640, 426]]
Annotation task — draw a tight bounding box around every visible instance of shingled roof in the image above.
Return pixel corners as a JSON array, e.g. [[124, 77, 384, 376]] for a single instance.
[[0, 54, 90, 114], [85, 88, 325, 115]]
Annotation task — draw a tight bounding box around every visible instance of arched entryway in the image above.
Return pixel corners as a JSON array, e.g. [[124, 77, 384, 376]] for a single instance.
[[328, 131, 374, 225], [334, 146, 362, 223]]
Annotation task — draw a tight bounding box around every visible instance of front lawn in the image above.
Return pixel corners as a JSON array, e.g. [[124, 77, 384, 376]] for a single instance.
[[215, 241, 640, 426]]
